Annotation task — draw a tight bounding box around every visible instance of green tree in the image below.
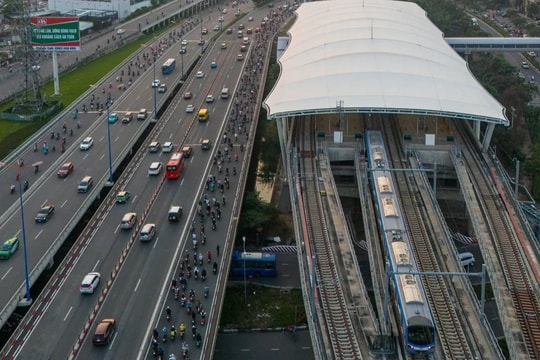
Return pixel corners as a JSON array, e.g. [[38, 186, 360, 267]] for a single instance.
[[238, 191, 279, 235], [523, 143, 540, 196]]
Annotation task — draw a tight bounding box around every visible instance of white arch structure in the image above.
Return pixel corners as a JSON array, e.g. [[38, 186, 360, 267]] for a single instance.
[[263, 0, 509, 151]]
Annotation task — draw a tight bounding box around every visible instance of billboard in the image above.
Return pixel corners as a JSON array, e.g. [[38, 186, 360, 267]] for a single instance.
[[30, 17, 80, 51]]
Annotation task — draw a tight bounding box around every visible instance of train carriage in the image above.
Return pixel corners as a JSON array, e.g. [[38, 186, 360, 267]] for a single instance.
[[366, 131, 436, 354]]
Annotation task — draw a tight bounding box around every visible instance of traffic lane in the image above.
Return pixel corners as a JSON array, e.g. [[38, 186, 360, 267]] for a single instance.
[[74, 162, 206, 359], [17, 4, 249, 348], [0, 0, 239, 312], [214, 331, 315, 360], [161, 153, 249, 360], [100, 118, 231, 359], [14, 172, 168, 357], [94, 191, 192, 360], [0, 33, 202, 308]]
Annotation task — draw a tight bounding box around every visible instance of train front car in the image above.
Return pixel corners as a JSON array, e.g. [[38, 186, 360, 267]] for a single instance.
[[366, 131, 436, 355]]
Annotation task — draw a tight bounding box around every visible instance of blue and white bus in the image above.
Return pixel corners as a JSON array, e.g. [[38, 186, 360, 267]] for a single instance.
[[230, 250, 277, 277], [162, 58, 176, 75]]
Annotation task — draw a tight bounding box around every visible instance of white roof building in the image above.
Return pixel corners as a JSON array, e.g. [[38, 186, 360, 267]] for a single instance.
[[264, 0, 508, 127]]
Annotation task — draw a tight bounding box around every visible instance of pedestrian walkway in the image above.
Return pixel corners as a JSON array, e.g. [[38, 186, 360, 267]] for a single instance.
[[262, 245, 297, 253]]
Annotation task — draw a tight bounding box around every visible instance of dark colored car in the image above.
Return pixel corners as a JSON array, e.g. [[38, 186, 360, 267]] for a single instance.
[[182, 146, 193, 158], [57, 162, 74, 178], [183, 92, 193, 99], [35, 205, 55, 223], [93, 319, 116, 346]]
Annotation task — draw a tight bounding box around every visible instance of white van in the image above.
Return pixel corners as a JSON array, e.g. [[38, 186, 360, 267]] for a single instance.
[[242, 37, 249, 45], [139, 223, 156, 241], [120, 212, 137, 230], [221, 87, 229, 99], [458, 252, 475, 267]]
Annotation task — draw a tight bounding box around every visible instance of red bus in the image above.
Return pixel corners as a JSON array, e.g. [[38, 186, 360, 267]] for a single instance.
[[165, 152, 185, 179]]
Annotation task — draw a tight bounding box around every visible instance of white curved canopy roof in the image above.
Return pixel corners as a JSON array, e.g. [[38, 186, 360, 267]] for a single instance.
[[264, 0, 508, 125]]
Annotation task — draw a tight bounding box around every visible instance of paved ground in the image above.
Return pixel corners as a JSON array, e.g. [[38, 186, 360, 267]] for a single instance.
[[214, 330, 314, 360]]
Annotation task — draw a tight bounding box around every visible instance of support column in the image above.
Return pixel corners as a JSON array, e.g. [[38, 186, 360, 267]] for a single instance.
[[482, 123, 495, 152], [276, 117, 289, 178]]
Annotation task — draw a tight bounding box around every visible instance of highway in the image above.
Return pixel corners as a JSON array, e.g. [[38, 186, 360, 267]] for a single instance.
[[0, 0, 255, 350], [1, 2, 279, 359], [0, 21, 203, 329]]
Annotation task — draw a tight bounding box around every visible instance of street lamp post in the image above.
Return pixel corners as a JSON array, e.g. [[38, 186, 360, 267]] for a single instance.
[[106, 95, 114, 185], [1, 160, 43, 306], [242, 236, 247, 304], [512, 157, 520, 198], [152, 56, 158, 123], [180, 30, 185, 79]]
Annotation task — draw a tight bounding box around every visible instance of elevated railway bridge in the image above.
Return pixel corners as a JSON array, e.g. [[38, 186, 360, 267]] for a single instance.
[[279, 114, 540, 359]]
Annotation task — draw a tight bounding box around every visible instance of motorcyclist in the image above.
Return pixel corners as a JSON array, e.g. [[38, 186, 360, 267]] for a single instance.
[[170, 325, 177, 340], [166, 306, 172, 320], [201, 268, 207, 280], [179, 323, 186, 334], [196, 332, 202, 347], [23, 180, 29, 191], [10, 184, 15, 194], [204, 285, 209, 298], [161, 326, 167, 340], [153, 328, 159, 340], [207, 250, 212, 262], [213, 261, 218, 274], [194, 266, 199, 279], [198, 252, 203, 264]]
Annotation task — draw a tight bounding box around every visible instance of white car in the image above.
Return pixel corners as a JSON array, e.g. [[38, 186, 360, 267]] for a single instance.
[[151, 79, 160, 88], [196, 71, 204, 78], [181, 39, 188, 46], [79, 137, 94, 151], [522, 61, 530, 69], [116, 28, 126, 35], [162, 141, 173, 153], [148, 162, 163, 176], [186, 105, 194, 113], [205, 94, 215, 103], [80, 272, 101, 294], [31, 65, 40, 72]]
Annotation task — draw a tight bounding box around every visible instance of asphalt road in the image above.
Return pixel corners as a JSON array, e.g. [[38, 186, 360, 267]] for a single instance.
[[0, 18, 206, 332], [214, 331, 315, 360], [6, 1, 269, 359]]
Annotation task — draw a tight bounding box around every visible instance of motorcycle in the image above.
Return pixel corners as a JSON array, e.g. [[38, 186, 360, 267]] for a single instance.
[[180, 295, 186, 307], [170, 329, 176, 342], [10, 185, 15, 194], [23, 181, 29, 192], [213, 262, 218, 274], [161, 327, 168, 343], [204, 286, 209, 298], [174, 287, 180, 301], [181, 342, 189, 358]]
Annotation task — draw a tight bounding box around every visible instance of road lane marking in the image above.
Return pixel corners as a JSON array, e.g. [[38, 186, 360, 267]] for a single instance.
[[132, 195, 138, 203], [61, 199, 68, 208], [271, 348, 280, 351], [240, 349, 251, 352], [134, 278, 142, 292], [181, 178, 185, 186], [35, 229, 43, 239], [92, 260, 100, 272], [99, 135, 105, 143], [301, 347, 311, 350], [99, 154, 105, 161], [2, 267, 12, 280], [63, 306, 72, 321], [153, 237, 160, 248]]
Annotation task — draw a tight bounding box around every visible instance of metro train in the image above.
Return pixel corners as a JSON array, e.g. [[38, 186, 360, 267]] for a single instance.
[[365, 130, 436, 354]]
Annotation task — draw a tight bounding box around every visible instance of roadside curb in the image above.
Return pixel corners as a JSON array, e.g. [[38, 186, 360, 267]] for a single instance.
[[221, 325, 308, 333]]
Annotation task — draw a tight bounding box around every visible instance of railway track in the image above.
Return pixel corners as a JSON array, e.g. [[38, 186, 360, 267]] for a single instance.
[[296, 117, 362, 359], [458, 126, 540, 359], [383, 123, 473, 359]]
